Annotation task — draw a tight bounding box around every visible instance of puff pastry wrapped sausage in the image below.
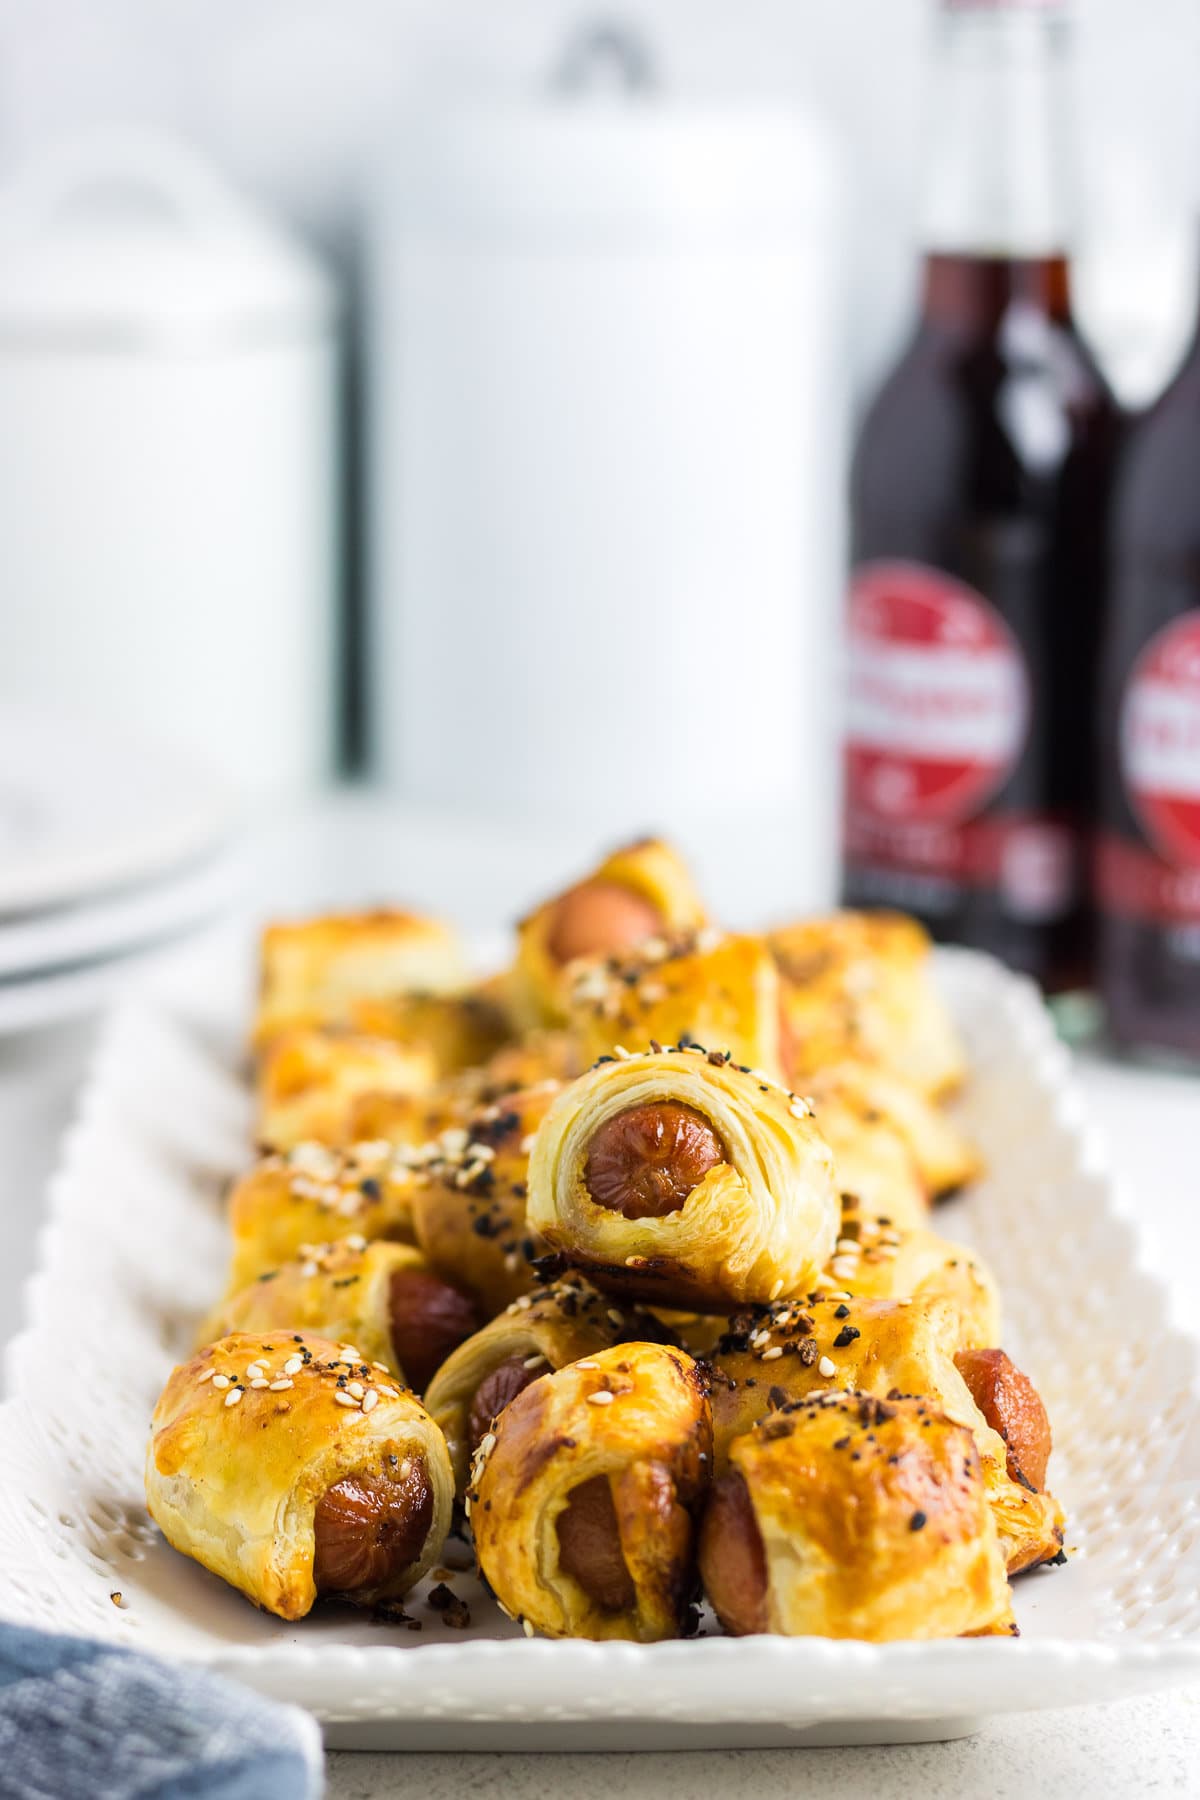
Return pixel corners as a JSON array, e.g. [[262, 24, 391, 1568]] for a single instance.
[[700, 1391, 1014, 1639], [349, 989, 512, 1080], [202, 1238, 480, 1393], [514, 838, 708, 1028], [146, 1331, 454, 1620], [770, 911, 966, 1098], [470, 1342, 711, 1640], [527, 1047, 839, 1311], [707, 1294, 1062, 1574], [424, 1275, 670, 1490], [817, 1194, 1001, 1346], [565, 931, 785, 1080], [224, 1141, 419, 1296], [805, 1059, 979, 1206], [256, 908, 466, 1047], [407, 1083, 561, 1316], [256, 1028, 436, 1151]]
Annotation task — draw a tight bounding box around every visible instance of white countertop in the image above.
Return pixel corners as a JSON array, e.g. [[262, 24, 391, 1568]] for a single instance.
[[2, 801, 1198, 1796]]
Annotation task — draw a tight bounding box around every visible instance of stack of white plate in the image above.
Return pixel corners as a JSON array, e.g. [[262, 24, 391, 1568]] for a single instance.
[[0, 709, 240, 1032]]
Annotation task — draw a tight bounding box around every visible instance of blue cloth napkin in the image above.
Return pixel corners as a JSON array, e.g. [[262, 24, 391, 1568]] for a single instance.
[[0, 1623, 322, 1800]]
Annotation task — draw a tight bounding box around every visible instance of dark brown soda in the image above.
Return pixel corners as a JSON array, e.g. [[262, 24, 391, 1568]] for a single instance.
[[844, 252, 1120, 991], [1099, 314, 1200, 1058]]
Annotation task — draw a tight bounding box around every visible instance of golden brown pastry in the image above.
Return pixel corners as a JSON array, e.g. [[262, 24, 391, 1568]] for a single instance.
[[706, 1294, 1063, 1574], [469, 1341, 711, 1640], [256, 908, 466, 1046], [424, 1275, 667, 1489], [349, 989, 512, 1080], [407, 1084, 561, 1316], [202, 1238, 481, 1393], [565, 930, 785, 1080], [700, 1391, 1014, 1639], [527, 1047, 839, 1311], [770, 911, 966, 1098], [815, 1194, 1000, 1346], [256, 1027, 436, 1150], [804, 1059, 980, 1202], [224, 1140, 419, 1295], [145, 1331, 454, 1620], [342, 1037, 580, 1151], [514, 838, 708, 1028], [802, 1075, 930, 1231]]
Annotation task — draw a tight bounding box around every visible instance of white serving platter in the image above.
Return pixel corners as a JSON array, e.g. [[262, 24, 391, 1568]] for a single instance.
[[2, 943, 1199, 1749]]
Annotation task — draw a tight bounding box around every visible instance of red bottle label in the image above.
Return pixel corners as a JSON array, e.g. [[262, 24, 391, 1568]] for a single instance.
[[843, 562, 1075, 919], [1098, 610, 1200, 924], [845, 561, 1029, 825]]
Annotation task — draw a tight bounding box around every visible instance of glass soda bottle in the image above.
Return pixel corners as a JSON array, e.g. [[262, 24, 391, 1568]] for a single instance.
[[1098, 276, 1200, 1058], [842, 0, 1119, 992]]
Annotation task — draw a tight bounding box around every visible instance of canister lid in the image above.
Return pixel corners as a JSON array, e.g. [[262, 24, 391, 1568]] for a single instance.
[[0, 129, 336, 349]]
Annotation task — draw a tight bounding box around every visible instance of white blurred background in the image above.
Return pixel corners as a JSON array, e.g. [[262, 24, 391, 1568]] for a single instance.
[[0, 0, 1192, 402], [0, 0, 1198, 1000]]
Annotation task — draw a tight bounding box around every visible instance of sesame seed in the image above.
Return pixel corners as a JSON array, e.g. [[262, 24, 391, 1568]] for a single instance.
[[835, 1239, 860, 1255], [761, 1346, 784, 1362], [479, 1432, 498, 1456], [522, 1619, 535, 1637], [283, 1355, 303, 1376], [520, 1135, 536, 1154], [575, 1360, 599, 1370], [398, 1460, 412, 1480], [269, 1379, 293, 1392], [587, 1390, 614, 1406], [245, 1362, 266, 1379], [197, 1367, 217, 1383], [768, 1279, 784, 1301], [346, 1381, 365, 1399], [613, 1045, 631, 1059], [212, 1374, 230, 1390], [818, 1355, 836, 1378], [522, 1354, 547, 1370], [362, 1389, 379, 1413], [249, 1377, 270, 1389], [224, 1387, 244, 1407], [789, 1099, 810, 1120], [339, 1345, 361, 1360], [334, 1391, 359, 1408], [299, 1262, 318, 1278], [372, 1361, 389, 1373]]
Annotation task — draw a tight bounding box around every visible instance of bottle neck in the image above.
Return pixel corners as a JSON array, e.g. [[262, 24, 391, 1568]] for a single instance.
[[919, 5, 1074, 266]]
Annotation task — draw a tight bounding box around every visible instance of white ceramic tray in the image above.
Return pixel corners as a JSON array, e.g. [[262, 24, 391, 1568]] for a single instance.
[[3, 944, 1199, 1749]]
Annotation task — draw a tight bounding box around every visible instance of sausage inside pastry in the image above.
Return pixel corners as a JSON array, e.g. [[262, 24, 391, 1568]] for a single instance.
[[406, 1083, 560, 1316], [527, 1047, 839, 1311], [424, 1275, 670, 1490], [770, 911, 966, 1098], [707, 1294, 1062, 1574], [203, 1238, 480, 1393], [256, 1027, 436, 1151], [804, 1059, 980, 1204], [816, 1194, 1001, 1347], [349, 989, 512, 1080], [565, 931, 785, 1081], [146, 1331, 454, 1620], [343, 1038, 579, 1150], [469, 1342, 711, 1640], [256, 908, 466, 1047], [224, 1140, 419, 1296], [514, 838, 708, 1028], [700, 1391, 1014, 1639]]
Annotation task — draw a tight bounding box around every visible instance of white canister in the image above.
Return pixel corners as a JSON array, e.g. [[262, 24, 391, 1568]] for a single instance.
[[0, 131, 339, 798], [370, 96, 845, 904]]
